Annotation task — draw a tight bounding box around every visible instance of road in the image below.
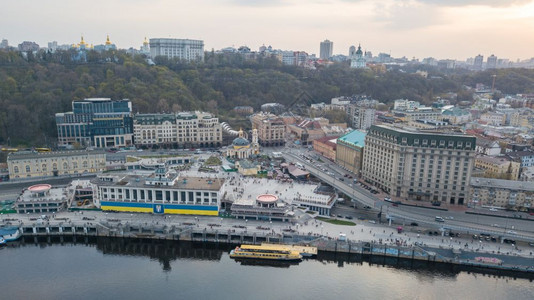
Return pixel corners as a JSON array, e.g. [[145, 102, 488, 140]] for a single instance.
[[283, 151, 534, 242]]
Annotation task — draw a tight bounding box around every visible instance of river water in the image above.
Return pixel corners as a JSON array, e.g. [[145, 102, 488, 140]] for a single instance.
[[1, 237, 532, 300]]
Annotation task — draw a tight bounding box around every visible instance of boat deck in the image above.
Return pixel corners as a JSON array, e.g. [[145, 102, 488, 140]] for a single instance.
[[261, 243, 317, 256]]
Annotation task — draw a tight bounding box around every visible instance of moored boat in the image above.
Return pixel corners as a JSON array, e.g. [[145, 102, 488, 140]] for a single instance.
[[0, 237, 6, 246], [230, 244, 302, 261], [0, 226, 22, 242]]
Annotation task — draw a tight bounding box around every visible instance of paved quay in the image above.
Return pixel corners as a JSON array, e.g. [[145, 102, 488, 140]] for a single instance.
[[3, 209, 533, 267]]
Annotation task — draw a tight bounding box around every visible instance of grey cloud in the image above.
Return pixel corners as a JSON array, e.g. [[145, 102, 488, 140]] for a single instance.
[[413, 0, 533, 7]]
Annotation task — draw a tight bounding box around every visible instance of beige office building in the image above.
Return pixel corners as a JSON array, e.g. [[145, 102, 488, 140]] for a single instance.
[[335, 130, 366, 175], [133, 112, 222, 148], [7, 150, 106, 179], [361, 125, 476, 205], [250, 113, 286, 147]]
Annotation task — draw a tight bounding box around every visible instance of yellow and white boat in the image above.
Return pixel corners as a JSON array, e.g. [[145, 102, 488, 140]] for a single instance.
[[230, 244, 302, 261]]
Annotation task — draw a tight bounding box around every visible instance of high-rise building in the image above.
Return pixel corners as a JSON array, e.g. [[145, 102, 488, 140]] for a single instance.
[[346, 105, 375, 130], [0, 39, 9, 49], [149, 38, 204, 62], [487, 54, 497, 69], [361, 125, 476, 205], [474, 54, 484, 70], [18, 41, 39, 52], [47, 41, 58, 52], [56, 98, 133, 148], [319, 39, 333, 60], [133, 112, 222, 148]]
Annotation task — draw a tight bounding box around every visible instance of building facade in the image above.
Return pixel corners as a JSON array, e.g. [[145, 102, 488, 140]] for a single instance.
[[56, 98, 133, 148], [335, 130, 366, 176], [361, 125, 476, 205], [474, 155, 521, 180], [250, 113, 286, 147], [133, 112, 222, 148], [347, 105, 375, 130], [149, 38, 204, 62], [470, 178, 533, 211], [7, 150, 106, 179], [313, 136, 338, 161], [92, 167, 225, 215], [319, 39, 333, 60]]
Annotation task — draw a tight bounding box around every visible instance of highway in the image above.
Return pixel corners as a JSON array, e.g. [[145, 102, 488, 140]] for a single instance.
[[283, 151, 534, 242]]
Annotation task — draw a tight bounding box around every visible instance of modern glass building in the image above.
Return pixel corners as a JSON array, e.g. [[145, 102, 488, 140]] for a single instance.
[[56, 98, 133, 148]]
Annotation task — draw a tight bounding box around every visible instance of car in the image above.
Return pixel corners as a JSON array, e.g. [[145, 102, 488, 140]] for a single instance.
[[410, 222, 419, 226], [345, 216, 353, 220], [506, 230, 517, 235], [503, 238, 516, 244], [384, 197, 391, 201], [368, 220, 376, 224], [364, 206, 371, 210], [435, 216, 445, 222]]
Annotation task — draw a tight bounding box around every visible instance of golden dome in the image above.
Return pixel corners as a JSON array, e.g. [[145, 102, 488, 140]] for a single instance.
[[143, 37, 149, 45], [105, 35, 111, 45], [79, 35, 86, 46]]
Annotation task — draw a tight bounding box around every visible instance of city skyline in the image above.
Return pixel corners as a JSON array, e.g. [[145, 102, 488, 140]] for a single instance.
[[1, 0, 534, 60]]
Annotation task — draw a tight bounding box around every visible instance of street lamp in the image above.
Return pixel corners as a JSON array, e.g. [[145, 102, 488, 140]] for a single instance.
[[321, 225, 324, 235]]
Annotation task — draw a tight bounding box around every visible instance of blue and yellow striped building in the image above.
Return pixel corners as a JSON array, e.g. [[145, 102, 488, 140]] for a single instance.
[[93, 167, 224, 216]]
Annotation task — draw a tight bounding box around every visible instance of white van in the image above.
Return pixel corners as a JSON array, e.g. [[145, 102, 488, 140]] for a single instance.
[[435, 216, 445, 222]]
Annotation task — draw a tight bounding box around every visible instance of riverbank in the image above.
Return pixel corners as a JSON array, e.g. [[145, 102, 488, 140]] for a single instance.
[[3, 210, 533, 276]]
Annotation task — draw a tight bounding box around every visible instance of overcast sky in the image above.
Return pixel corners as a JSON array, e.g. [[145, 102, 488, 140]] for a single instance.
[[2, 0, 533, 60]]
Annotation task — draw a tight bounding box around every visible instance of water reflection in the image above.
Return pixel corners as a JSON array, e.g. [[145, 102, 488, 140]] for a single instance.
[[8, 236, 534, 281]]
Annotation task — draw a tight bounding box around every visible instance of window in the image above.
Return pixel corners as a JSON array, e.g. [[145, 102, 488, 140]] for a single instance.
[[14, 166, 19, 173], [42, 164, 47, 172], [25, 165, 31, 173]]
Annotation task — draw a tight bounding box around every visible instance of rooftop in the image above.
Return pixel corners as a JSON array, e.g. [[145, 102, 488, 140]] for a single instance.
[[93, 174, 224, 191], [476, 155, 514, 165], [8, 150, 106, 161], [337, 130, 366, 148], [470, 177, 534, 192]]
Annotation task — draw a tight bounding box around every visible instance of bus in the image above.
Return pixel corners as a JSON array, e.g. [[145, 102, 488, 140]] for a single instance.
[[35, 148, 52, 152]]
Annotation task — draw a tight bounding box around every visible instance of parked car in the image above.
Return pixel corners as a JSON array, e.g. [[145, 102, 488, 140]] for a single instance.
[[410, 222, 419, 227]]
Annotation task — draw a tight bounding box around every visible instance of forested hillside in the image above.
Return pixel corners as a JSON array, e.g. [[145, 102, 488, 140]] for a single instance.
[[1, 49, 534, 147]]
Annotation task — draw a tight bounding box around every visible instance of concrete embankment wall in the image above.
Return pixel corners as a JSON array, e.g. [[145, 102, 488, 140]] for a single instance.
[[13, 222, 534, 276]]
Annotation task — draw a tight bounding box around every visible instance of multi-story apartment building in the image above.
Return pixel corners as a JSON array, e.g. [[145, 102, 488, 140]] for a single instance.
[[393, 109, 443, 122], [470, 178, 533, 211], [133, 112, 222, 148], [361, 125, 476, 205], [56, 98, 133, 148], [250, 113, 286, 147], [346, 105, 375, 130], [149, 38, 204, 62], [336, 130, 366, 175], [480, 112, 506, 126], [7, 150, 106, 179], [319, 39, 333, 60], [474, 155, 521, 180]]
